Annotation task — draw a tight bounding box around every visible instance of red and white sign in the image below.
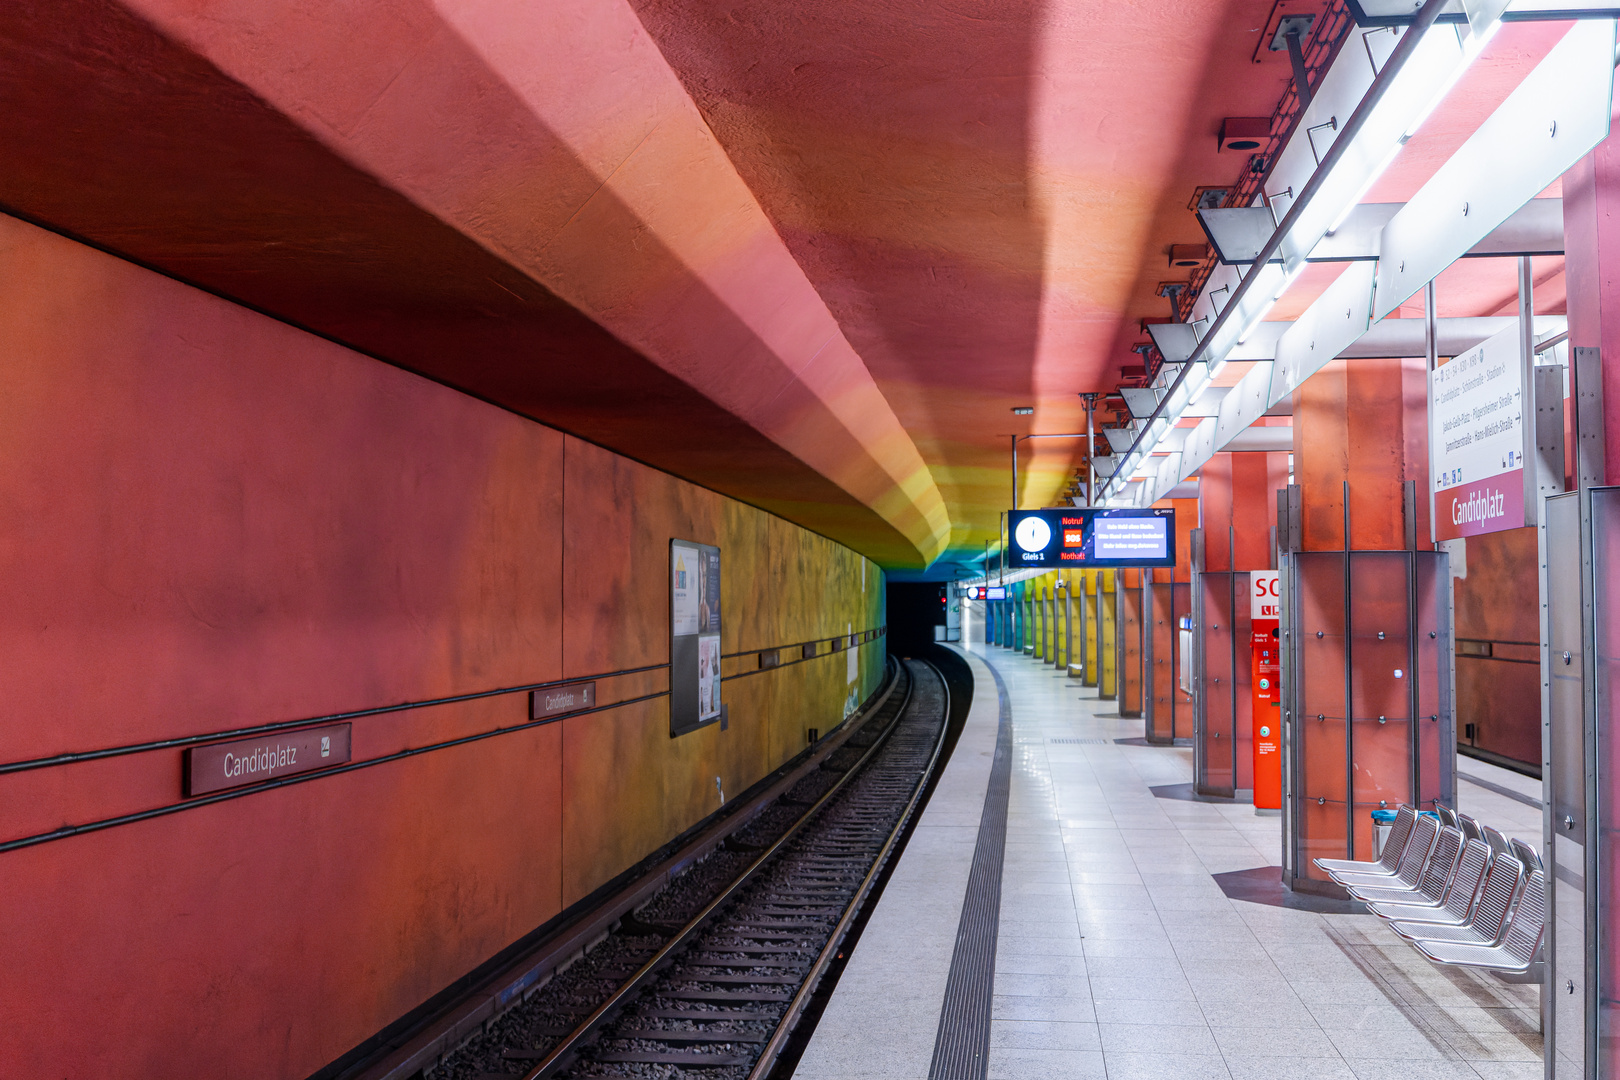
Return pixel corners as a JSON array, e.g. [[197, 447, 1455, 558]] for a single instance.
[[1250, 570, 1280, 621], [1251, 623, 1282, 811], [1430, 323, 1525, 541], [1248, 569, 1282, 810]]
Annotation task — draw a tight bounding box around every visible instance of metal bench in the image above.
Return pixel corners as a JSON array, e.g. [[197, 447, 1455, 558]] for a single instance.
[[1388, 842, 1523, 948], [1328, 812, 1440, 893], [1309, 802, 1545, 977], [1412, 866, 1545, 973], [1314, 804, 1417, 878], [1345, 824, 1464, 906], [1364, 835, 1491, 926]]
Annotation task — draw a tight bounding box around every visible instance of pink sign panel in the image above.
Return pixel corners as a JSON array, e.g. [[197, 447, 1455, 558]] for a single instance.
[[184, 723, 352, 797], [1434, 470, 1524, 540]]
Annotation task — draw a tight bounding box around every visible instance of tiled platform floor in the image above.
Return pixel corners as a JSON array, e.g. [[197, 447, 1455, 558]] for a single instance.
[[799, 642, 1543, 1080]]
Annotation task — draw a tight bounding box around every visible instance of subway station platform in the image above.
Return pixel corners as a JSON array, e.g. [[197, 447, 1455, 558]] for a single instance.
[[797, 643, 1543, 1080]]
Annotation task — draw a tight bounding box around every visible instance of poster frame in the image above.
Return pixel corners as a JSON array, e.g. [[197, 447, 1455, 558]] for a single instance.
[[669, 538, 723, 737]]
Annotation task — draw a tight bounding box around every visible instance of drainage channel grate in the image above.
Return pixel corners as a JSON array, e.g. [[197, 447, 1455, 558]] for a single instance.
[[1048, 738, 1109, 745]]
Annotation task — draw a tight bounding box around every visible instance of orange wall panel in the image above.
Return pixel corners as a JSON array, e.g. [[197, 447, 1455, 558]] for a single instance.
[[0, 213, 886, 1080], [1452, 526, 1541, 767], [1293, 357, 1429, 550]]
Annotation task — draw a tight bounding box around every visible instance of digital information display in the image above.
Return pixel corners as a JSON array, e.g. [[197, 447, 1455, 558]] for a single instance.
[[1007, 508, 1176, 568]]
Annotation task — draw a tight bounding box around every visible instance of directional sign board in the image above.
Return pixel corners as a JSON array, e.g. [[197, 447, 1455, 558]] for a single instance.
[[1008, 508, 1176, 568], [1429, 323, 1525, 540]]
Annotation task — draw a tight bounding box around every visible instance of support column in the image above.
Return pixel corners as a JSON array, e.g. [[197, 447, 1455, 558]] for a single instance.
[[1098, 571, 1118, 699], [1550, 134, 1620, 1080], [1080, 571, 1099, 685], [1067, 570, 1087, 680], [1195, 451, 1289, 797], [1119, 568, 1144, 718], [1283, 356, 1452, 896], [1295, 357, 1430, 551], [1145, 499, 1199, 744]]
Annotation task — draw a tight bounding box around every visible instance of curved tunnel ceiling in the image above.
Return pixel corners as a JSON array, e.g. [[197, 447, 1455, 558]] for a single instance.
[[0, 0, 1311, 570]]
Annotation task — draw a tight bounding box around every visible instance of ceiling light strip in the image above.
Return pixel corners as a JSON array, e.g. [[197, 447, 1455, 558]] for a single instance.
[[1159, 20, 1612, 502], [1101, 0, 1459, 505]]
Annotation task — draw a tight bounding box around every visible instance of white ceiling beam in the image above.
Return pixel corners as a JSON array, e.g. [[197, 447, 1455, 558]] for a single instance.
[[1198, 197, 1562, 263], [1375, 18, 1615, 319]]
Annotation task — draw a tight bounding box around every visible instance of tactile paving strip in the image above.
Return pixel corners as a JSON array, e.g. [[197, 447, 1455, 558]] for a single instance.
[[927, 658, 1013, 1080]]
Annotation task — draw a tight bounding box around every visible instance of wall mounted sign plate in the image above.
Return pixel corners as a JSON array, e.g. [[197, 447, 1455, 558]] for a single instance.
[[531, 681, 596, 720], [184, 723, 352, 797]]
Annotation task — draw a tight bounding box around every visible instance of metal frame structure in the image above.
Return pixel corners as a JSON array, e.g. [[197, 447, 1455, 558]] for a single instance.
[[1280, 541, 1454, 897], [1193, 528, 1249, 799]]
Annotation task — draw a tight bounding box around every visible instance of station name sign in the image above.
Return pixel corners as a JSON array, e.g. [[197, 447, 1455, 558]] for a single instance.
[[1008, 508, 1176, 568], [1429, 323, 1526, 540], [531, 681, 596, 720], [183, 723, 352, 797]]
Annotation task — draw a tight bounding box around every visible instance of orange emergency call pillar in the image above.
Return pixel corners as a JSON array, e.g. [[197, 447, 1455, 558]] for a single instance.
[[1250, 570, 1281, 811]]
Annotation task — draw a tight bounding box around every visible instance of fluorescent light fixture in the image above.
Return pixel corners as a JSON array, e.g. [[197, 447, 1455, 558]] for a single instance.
[[1273, 260, 1306, 300], [1326, 20, 1501, 237], [1167, 378, 1193, 416], [1326, 139, 1404, 234], [1405, 19, 1503, 140], [1105, 2, 1505, 506], [1236, 301, 1275, 345]]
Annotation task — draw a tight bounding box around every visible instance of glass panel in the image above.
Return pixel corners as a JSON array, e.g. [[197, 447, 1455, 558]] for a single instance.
[[1147, 578, 1176, 743], [1544, 491, 1586, 1080], [1173, 582, 1193, 740], [1061, 588, 1070, 667], [1048, 596, 1057, 664], [1119, 570, 1144, 717], [1040, 592, 1050, 661], [1413, 552, 1451, 812], [1197, 571, 1237, 797], [1033, 590, 1043, 660], [1077, 574, 1092, 681], [1589, 488, 1620, 1075], [1348, 552, 1415, 860], [1099, 572, 1117, 699], [1294, 552, 1349, 880], [1235, 574, 1257, 794]]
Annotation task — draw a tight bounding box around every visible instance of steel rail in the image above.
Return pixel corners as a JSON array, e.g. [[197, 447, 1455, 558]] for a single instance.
[[1100, 0, 1452, 504], [745, 659, 951, 1080], [520, 659, 942, 1080]]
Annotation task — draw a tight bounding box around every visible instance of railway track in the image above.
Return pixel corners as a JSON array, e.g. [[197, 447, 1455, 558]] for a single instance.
[[430, 658, 949, 1080]]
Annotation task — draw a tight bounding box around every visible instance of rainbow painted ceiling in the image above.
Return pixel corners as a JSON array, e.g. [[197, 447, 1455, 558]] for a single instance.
[[0, 1, 1564, 569]]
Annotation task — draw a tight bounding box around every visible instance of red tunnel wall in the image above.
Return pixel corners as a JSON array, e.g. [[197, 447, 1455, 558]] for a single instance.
[[0, 213, 886, 1079]]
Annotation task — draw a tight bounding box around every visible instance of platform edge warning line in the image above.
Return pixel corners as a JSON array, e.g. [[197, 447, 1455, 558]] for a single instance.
[[927, 653, 1012, 1080]]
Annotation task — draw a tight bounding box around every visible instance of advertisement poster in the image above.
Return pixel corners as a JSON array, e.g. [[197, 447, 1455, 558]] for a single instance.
[[670, 539, 722, 735], [671, 544, 699, 635], [1429, 323, 1525, 540], [698, 635, 721, 721]]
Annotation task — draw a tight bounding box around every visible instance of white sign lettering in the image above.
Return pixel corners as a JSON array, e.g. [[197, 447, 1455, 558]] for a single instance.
[[1250, 570, 1280, 621]]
